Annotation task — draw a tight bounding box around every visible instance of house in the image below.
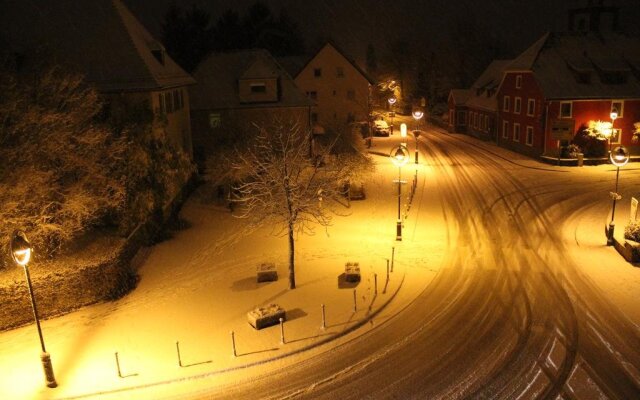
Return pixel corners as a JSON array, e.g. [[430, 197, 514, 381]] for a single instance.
[[0, 0, 196, 156], [189, 49, 313, 161], [447, 60, 512, 141], [497, 3, 640, 159], [281, 42, 375, 129]]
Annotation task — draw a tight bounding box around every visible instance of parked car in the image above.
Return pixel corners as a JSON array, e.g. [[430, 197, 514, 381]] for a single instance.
[[373, 120, 390, 136]]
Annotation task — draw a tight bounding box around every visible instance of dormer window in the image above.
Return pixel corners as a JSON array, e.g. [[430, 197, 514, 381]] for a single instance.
[[515, 75, 522, 89], [250, 83, 266, 93], [152, 49, 165, 65]]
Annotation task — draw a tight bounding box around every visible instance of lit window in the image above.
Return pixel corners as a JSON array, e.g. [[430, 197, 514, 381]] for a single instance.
[[527, 99, 535, 116], [611, 100, 624, 118], [526, 126, 533, 146], [502, 120, 509, 139], [503, 96, 510, 112], [513, 123, 521, 142], [514, 97, 522, 114], [560, 101, 572, 118], [515, 75, 522, 89]]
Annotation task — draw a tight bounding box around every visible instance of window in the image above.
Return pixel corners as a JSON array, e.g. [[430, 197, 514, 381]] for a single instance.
[[333, 90, 337, 96], [503, 96, 510, 112], [314, 68, 322, 77], [515, 75, 522, 89], [457, 111, 466, 126], [347, 112, 354, 122], [165, 92, 174, 113], [208, 112, 221, 128], [450, 110, 455, 125], [611, 100, 624, 118], [527, 99, 535, 116], [307, 91, 317, 100], [250, 83, 266, 93], [514, 97, 522, 114], [525, 126, 533, 146], [502, 120, 509, 139], [484, 115, 489, 131], [173, 89, 180, 110], [336, 67, 344, 77], [472, 112, 477, 128], [311, 113, 318, 123], [347, 90, 355, 100], [611, 128, 621, 144], [560, 101, 572, 118], [158, 93, 165, 114], [513, 123, 521, 142]]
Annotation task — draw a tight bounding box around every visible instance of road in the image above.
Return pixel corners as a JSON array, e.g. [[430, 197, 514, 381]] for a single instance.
[[190, 126, 640, 399]]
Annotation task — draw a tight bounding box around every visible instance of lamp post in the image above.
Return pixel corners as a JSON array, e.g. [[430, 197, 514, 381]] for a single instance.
[[388, 96, 397, 135], [412, 109, 424, 164], [390, 146, 409, 241], [609, 108, 618, 154], [607, 146, 629, 246], [10, 230, 57, 388]]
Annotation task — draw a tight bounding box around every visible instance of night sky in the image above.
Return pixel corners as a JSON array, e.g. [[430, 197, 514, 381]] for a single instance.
[[124, 0, 640, 63]]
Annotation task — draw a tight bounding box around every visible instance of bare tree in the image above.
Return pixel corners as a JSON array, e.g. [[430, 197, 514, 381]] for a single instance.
[[230, 119, 359, 289]]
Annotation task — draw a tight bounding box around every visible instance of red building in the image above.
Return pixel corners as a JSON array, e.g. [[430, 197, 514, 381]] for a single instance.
[[498, 31, 640, 159], [448, 60, 511, 142]]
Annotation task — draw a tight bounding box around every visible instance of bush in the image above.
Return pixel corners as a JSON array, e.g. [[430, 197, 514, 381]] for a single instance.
[[572, 128, 607, 157], [624, 221, 640, 242]]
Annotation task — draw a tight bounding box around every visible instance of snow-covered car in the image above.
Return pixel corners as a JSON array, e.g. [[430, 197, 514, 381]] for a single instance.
[[373, 120, 390, 136]]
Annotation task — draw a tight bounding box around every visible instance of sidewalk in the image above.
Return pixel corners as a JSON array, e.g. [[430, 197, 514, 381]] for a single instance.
[[0, 149, 439, 400]]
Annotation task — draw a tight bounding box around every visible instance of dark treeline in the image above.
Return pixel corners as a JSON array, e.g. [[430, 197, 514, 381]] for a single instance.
[[161, 1, 305, 73]]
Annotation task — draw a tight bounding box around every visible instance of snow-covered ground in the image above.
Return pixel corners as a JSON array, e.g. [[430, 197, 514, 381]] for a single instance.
[[1, 128, 638, 399], [0, 137, 442, 400]]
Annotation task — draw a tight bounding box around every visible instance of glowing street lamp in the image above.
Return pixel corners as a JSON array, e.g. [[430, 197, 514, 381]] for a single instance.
[[607, 145, 629, 246], [388, 96, 397, 135], [10, 230, 57, 388], [609, 108, 618, 154], [412, 109, 425, 164], [390, 146, 410, 241]]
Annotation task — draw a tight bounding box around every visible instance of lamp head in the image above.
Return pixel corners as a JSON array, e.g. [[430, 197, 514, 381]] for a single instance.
[[10, 230, 32, 266], [390, 145, 409, 166], [388, 96, 397, 105], [412, 110, 424, 120], [610, 145, 630, 167], [610, 109, 618, 120], [400, 123, 407, 137]]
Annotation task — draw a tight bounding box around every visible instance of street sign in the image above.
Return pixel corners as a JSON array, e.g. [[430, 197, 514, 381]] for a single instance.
[[551, 119, 575, 141], [631, 197, 638, 222]]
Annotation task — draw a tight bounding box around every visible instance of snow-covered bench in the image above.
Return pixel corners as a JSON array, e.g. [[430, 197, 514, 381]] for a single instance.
[[257, 262, 278, 282], [247, 303, 286, 330], [345, 262, 360, 282]]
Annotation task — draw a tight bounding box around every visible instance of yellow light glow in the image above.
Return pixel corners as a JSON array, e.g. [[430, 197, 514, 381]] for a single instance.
[[12, 248, 31, 266], [412, 110, 424, 120], [610, 110, 618, 120], [401, 123, 407, 137]]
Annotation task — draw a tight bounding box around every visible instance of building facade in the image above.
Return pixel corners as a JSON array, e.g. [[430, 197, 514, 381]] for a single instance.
[[289, 42, 375, 129]]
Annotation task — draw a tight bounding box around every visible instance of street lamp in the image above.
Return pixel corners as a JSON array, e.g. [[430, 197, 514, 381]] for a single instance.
[[388, 96, 397, 135], [609, 108, 618, 154], [607, 145, 629, 246], [390, 146, 409, 241], [10, 230, 57, 388], [412, 109, 424, 164]]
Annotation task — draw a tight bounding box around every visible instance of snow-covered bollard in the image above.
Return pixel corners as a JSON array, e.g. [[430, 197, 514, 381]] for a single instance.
[[256, 262, 278, 282], [345, 262, 360, 282], [176, 341, 183, 367], [374, 273, 378, 295], [231, 331, 237, 357], [353, 289, 357, 312], [279, 317, 285, 344], [391, 247, 395, 272], [321, 304, 326, 330], [115, 352, 123, 378]]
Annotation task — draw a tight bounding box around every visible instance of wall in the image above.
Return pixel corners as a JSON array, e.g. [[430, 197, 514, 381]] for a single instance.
[[498, 72, 546, 157], [295, 44, 371, 126]]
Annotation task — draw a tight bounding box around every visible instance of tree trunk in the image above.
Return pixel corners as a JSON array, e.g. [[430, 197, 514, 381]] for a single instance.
[[288, 222, 296, 289]]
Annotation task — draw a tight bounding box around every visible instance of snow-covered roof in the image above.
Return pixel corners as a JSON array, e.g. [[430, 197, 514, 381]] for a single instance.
[[507, 31, 640, 99], [0, 0, 195, 92], [190, 49, 313, 111], [449, 89, 472, 106], [466, 59, 512, 111]]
